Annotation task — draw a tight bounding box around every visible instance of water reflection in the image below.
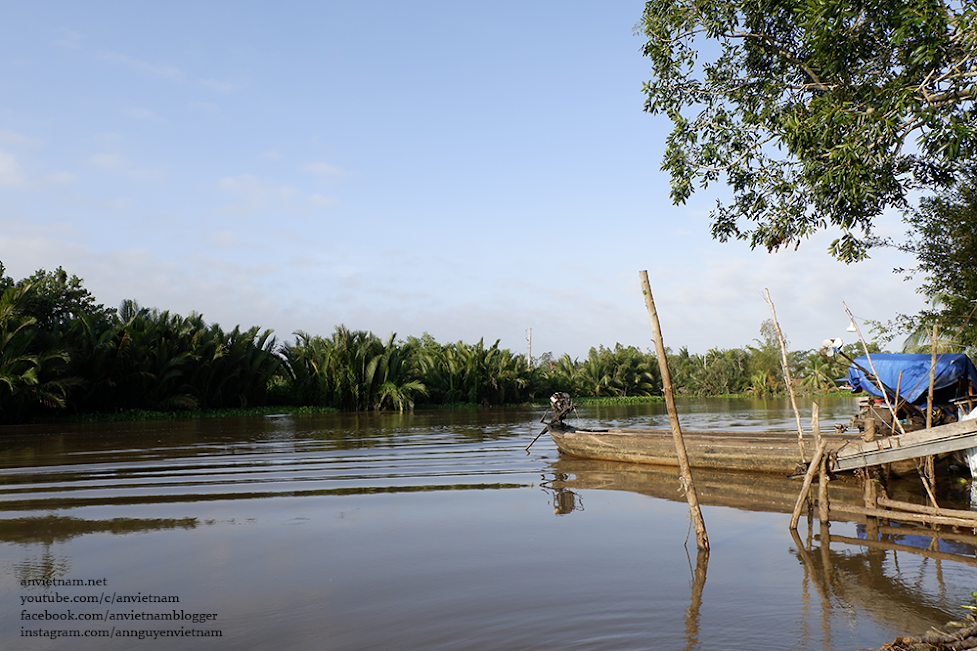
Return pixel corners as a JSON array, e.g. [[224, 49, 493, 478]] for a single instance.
[[0, 515, 200, 544], [790, 521, 973, 638], [0, 399, 974, 651], [684, 549, 709, 651]]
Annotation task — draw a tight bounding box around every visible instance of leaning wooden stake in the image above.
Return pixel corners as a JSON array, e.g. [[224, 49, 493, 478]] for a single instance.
[[639, 270, 709, 551], [764, 289, 806, 463], [842, 301, 905, 436], [925, 323, 938, 502], [789, 438, 829, 530]]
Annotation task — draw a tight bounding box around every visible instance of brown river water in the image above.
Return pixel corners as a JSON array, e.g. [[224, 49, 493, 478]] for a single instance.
[[0, 397, 974, 651]]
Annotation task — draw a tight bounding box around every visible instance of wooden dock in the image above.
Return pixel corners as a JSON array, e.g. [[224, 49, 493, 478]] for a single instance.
[[831, 418, 977, 472]]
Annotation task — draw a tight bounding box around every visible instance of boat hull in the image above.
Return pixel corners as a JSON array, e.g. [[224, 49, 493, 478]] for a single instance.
[[547, 427, 843, 475]]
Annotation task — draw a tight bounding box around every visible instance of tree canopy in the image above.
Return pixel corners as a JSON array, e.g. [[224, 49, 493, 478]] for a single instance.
[[885, 167, 977, 350], [640, 0, 977, 262]]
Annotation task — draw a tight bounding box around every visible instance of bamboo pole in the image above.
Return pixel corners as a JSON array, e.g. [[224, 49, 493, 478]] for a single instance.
[[790, 438, 829, 530], [811, 401, 820, 449], [925, 323, 938, 504], [826, 502, 977, 529], [877, 496, 977, 522], [928, 324, 938, 429], [764, 289, 806, 463], [639, 270, 709, 551], [842, 301, 906, 436]]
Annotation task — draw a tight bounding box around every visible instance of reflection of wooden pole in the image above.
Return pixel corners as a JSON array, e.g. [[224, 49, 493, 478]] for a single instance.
[[683, 548, 709, 651], [764, 289, 806, 462], [639, 271, 709, 551], [827, 503, 977, 528]]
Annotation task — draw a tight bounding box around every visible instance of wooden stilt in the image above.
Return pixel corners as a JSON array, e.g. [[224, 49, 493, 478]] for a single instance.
[[639, 271, 709, 551], [863, 417, 875, 442], [928, 324, 938, 429], [790, 438, 829, 530], [811, 401, 821, 450], [817, 454, 829, 523]]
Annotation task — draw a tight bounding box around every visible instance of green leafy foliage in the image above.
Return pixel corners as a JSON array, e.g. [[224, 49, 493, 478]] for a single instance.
[[0, 284, 78, 416], [0, 261, 889, 421], [640, 0, 977, 262], [285, 327, 428, 411], [881, 167, 977, 352]]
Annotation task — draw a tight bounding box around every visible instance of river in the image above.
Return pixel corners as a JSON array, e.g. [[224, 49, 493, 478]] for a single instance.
[[0, 396, 974, 650]]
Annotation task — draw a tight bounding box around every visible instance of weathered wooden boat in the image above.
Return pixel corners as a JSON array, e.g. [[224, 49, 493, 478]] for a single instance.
[[546, 424, 843, 475], [542, 353, 977, 476]]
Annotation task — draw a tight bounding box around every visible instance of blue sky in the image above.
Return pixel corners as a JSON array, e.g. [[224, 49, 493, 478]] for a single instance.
[[0, 1, 925, 359]]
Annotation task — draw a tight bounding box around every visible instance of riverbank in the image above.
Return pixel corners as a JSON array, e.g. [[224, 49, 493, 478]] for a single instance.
[[8, 390, 855, 426]]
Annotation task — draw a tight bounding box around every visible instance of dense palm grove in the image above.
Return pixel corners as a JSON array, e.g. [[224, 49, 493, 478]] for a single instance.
[[1, 264, 872, 421]]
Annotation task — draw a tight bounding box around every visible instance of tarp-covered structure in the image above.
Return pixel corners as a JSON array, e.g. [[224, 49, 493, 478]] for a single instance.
[[847, 354, 977, 404]]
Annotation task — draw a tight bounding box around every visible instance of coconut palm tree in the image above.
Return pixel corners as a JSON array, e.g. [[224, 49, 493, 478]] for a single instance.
[[0, 285, 78, 417]]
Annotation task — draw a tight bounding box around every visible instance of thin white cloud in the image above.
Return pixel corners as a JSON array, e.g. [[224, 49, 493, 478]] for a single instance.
[[303, 162, 344, 177], [216, 173, 297, 216], [0, 149, 26, 186], [206, 229, 240, 250], [39, 171, 76, 186], [199, 78, 243, 93], [122, 106, 164, 122], [62, 194, 131, 211], [53, 28, 83, 49], [186, 101, 220, 114], [308, 194, 338, 208], [86, 152, 166, 182], [218, 173, 294, 198], [0, 142, 74, 188], [0, 130, 42, 148], [97, 50, 183, 81], [215, 173, 340, 216]]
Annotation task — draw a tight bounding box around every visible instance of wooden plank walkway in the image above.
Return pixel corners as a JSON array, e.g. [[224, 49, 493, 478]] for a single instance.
[[831, 418, 977, 471]]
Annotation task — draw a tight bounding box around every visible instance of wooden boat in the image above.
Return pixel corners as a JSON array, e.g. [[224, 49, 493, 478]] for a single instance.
[[546, 424, 848, 475]]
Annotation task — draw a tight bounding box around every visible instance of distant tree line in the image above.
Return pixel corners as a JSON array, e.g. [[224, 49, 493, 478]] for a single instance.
[[0, 262, 879, 421]]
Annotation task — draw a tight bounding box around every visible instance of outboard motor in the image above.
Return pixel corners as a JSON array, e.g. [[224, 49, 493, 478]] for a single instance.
[[544, 392, 576, 430]]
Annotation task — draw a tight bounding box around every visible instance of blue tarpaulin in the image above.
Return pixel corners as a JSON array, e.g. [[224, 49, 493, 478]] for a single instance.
[[847, 354, 977, 404]]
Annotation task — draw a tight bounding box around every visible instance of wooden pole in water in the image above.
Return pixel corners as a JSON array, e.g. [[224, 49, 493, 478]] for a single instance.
[[927, 324, 938, 429], [811, 402, 821, 449], [790, 438, 829, 530], [639, 271, 709, 551], [764, 289, 806, 463], [925, 324, 938, 502]]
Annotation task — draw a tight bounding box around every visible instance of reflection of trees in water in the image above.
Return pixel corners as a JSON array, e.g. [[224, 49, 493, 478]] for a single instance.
[[6, 516, 202, 587], [0, 515, 199, 545], [16, 547, 72, 584]]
